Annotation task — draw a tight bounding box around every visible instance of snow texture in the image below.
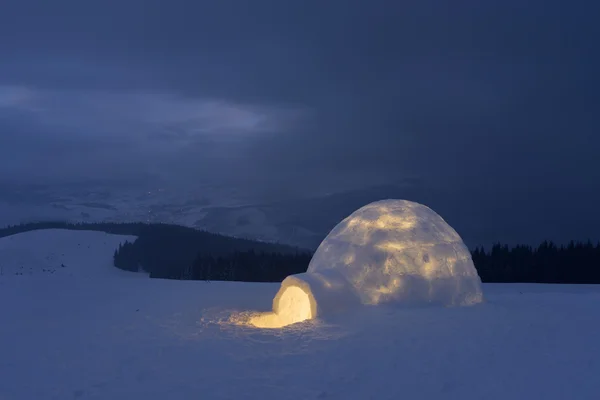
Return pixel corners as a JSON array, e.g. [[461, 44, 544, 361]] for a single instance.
[[0, 229, 138, 278], [276, 270, 361, 317], [0, 229, 599, 399], [250, 270, 361, 327], [307, 199, 484, 307]]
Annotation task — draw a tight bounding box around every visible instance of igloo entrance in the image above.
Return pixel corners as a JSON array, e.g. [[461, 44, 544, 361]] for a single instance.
[[249, 285, 313, 328]]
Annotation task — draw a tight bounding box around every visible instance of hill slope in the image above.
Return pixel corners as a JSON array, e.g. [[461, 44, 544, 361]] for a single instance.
[[0, 229, 138, 278], [0, 222, 311, 280]]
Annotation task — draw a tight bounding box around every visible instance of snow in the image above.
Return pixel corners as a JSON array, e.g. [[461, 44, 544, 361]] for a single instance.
[[0, 229, 139, 278], [1, 229, 600, 399], [307, 199, 484, 306]]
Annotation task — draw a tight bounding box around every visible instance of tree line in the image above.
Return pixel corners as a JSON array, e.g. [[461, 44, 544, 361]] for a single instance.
[[3, 221, 600, 284], [472, 240, 600, 284], [115, 237, 600, 284], [113, 239, 311, 281], [189, 251, 311, 282]]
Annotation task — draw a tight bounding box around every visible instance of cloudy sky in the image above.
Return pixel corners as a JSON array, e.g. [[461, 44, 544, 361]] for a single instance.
[[0, 0, 598, 200]]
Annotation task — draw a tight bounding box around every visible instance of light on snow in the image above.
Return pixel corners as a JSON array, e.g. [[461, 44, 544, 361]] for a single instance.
[[249, 286, 313, 328]]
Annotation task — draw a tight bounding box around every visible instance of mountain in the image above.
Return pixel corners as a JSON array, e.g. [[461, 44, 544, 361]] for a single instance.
[[2, 181, 600, 251]]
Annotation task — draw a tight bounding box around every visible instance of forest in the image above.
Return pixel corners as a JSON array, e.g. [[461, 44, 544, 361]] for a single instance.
[[2, 221, 600, 284], [115, 237, 600, 284], [472, 241, 600, 284]]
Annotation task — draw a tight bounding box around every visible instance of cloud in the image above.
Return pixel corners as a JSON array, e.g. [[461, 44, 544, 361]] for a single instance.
[[0, 84, 309, 185], [0, 0, 598, 197], [0, 86, 37, 111], [0, 86, 305, 139]]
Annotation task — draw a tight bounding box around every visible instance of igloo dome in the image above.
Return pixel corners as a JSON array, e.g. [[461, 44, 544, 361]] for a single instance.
[[248, 199, 483, 328], [307, 199, 483, 307]]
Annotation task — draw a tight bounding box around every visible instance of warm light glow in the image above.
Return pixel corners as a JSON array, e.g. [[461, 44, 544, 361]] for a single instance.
[[236, 199, 483, 330], [249, 286, 313, 329], [344, 212, 417, 232], [343, 253, 356, 265], [307, 199, 484, 307]]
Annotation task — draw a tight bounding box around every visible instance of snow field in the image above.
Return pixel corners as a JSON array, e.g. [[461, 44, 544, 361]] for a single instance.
[[0, 229, 599, 399]]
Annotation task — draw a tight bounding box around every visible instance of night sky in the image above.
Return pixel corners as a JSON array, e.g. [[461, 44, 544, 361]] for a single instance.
[[1, 1, 599, 243]]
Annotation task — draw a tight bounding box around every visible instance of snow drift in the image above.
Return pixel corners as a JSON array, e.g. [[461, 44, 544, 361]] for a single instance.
[[249, 199, 483, 328]]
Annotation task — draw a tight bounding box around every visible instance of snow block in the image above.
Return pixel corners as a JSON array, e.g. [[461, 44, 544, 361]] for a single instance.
[[307, 199, 484, 307], [273, 270, 361, 319]]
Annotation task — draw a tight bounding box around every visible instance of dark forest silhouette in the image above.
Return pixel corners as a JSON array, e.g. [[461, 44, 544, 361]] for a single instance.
[[113, 240, 311, 281], [112, 237, 600, 284], [472, 241, 600, 284], [2, 221, 600, 284]]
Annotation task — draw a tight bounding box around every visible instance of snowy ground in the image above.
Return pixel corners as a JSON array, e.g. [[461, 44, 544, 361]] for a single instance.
[[1, 230, 599, 400], [0, 229, 138, 278]]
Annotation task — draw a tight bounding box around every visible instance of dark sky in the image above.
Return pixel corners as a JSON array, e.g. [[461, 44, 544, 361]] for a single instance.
[[0, 0, 599, 201]]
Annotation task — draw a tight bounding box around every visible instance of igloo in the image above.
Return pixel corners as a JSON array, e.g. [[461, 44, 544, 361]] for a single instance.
[[248, 199, 484, 328]]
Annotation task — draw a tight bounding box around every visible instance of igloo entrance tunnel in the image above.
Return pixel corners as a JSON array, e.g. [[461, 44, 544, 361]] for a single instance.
[[248, 199, 484, 328]]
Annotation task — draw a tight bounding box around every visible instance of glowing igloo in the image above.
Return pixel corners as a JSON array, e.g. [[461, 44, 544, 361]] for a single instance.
[[249, 199, 484, 328]]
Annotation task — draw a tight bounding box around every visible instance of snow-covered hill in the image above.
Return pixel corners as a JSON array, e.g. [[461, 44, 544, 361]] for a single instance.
[[0, 229, 139, 278], [0, 230, 599, 399]]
